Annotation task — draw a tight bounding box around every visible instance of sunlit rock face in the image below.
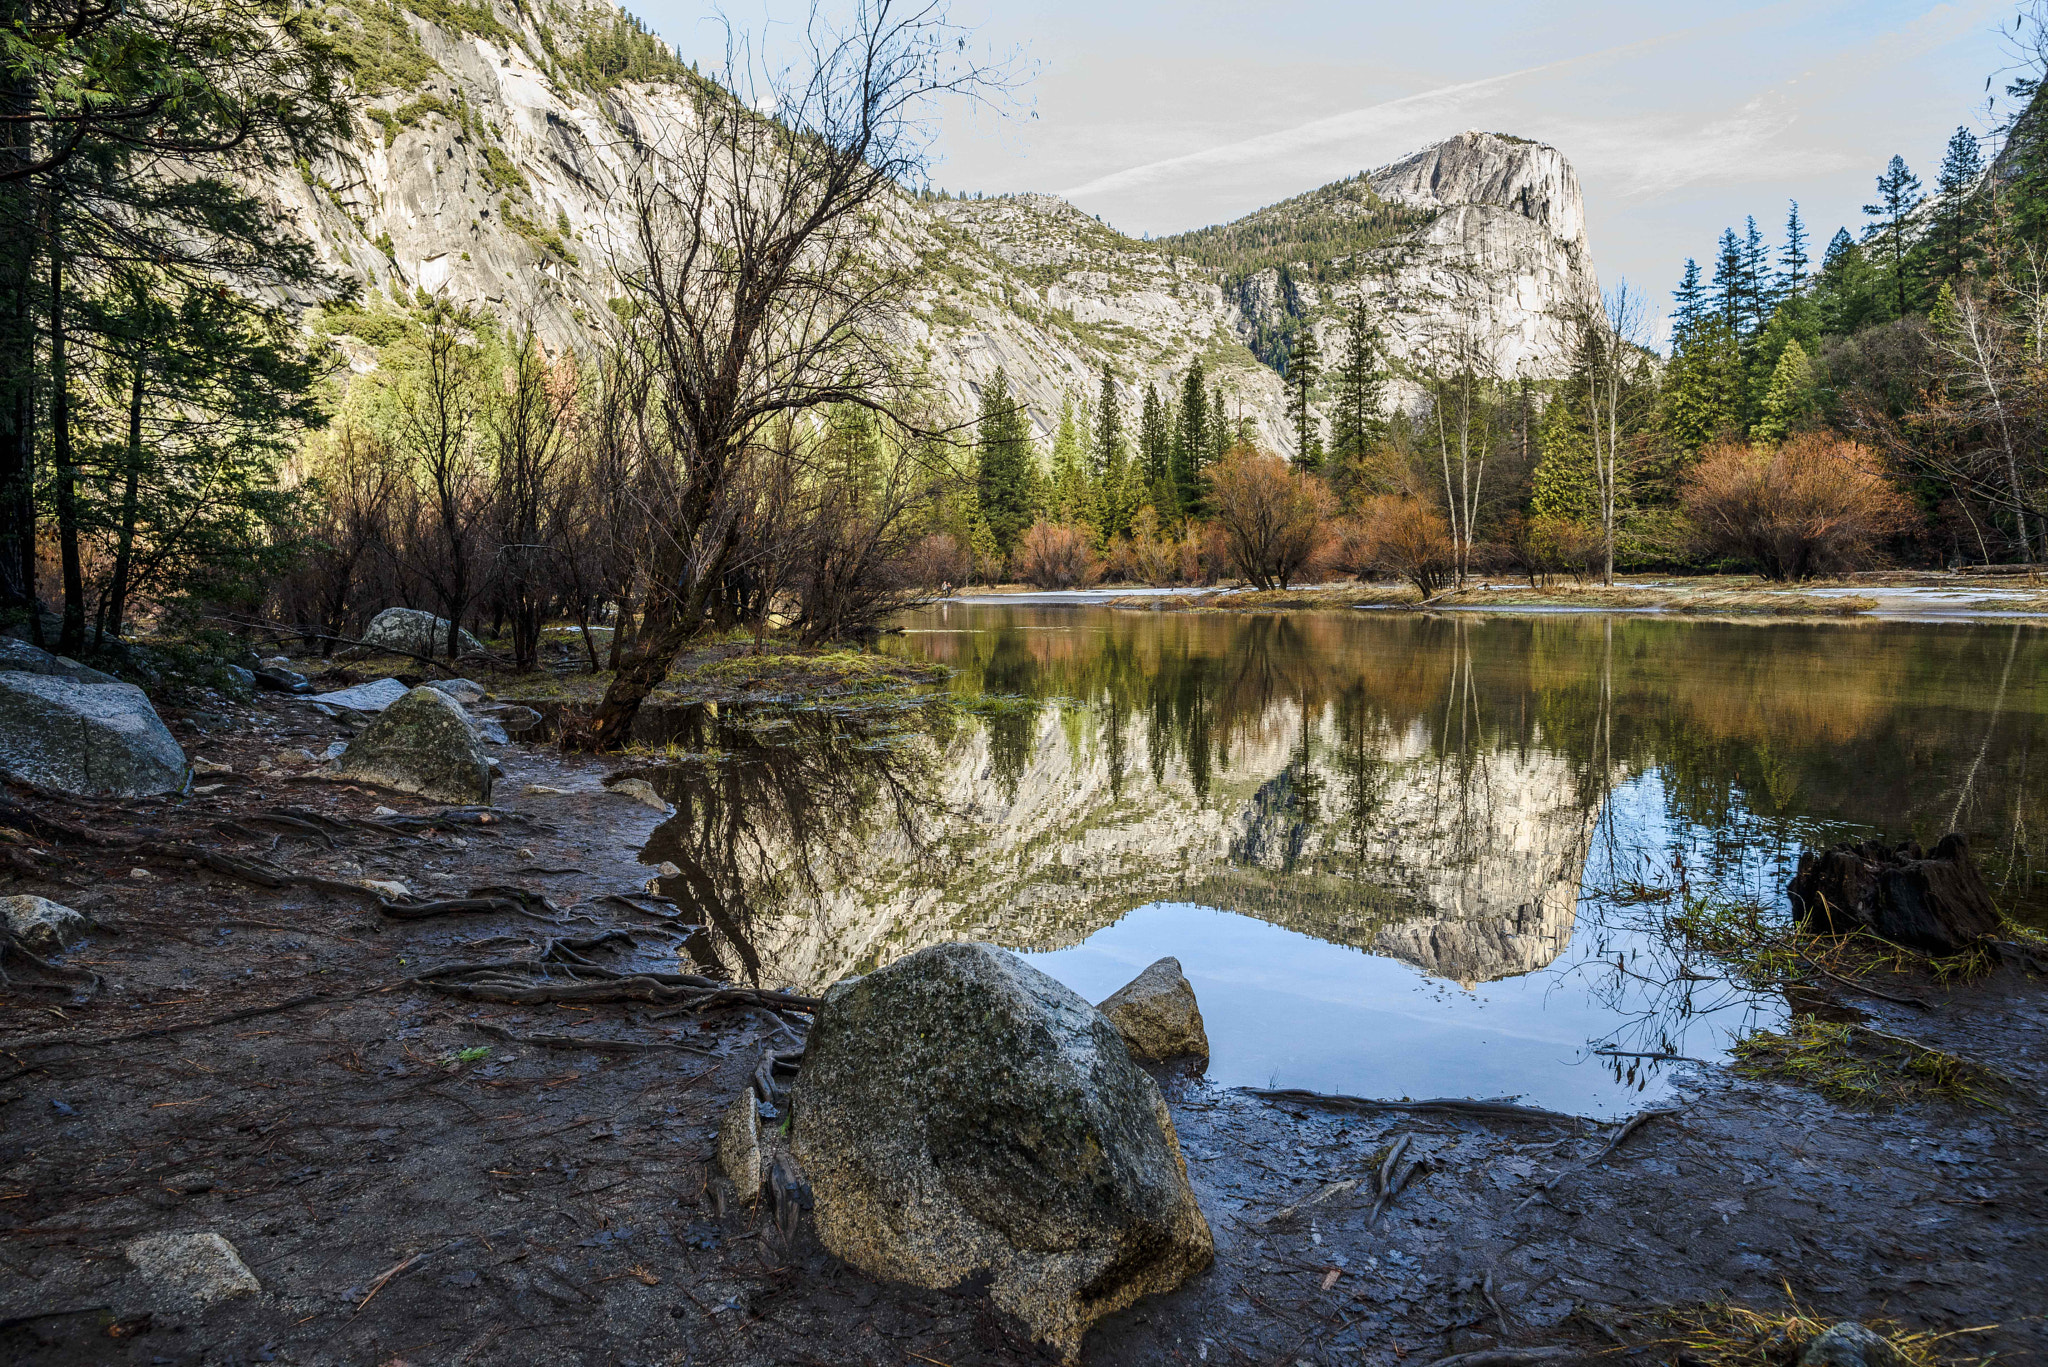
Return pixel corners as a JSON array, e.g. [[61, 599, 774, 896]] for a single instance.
[[654, 702, 1603, 995], [1225, 130, 1602, 406], [261, 3, 1600, 458]]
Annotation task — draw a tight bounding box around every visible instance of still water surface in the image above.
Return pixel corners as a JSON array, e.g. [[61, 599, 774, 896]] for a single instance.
[[633, 608, 2048, 1116]]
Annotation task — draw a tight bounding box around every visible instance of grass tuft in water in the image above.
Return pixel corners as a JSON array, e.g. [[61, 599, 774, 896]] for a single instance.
[[1731, 1020, 2007, 1109], [1653, 1291, 1993, 1367]]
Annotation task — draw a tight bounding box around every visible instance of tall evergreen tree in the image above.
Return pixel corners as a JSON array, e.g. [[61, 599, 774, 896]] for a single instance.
[[1138, 382, 1174, 517], [1713, 229, 1747, 332], [975, 367, 1034, 555], [1049, 394, 1090, 524], [1671, 259, 1705, 339], [1780, 201, 1810, 296], [1742, 216, 1774, 335], [1933, 126, 1985, 288], [1816, 227, 1881, 335], [1328, 296, 1387, 463], [1171, 359, 1208, 517], [1092, 366, 1136, 542], [1284, 324, 1323, 469], [1862, 154, 1925, 319]]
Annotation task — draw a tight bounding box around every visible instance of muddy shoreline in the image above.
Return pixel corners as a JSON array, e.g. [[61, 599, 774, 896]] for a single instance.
[[2, 685, 2044, 1366]]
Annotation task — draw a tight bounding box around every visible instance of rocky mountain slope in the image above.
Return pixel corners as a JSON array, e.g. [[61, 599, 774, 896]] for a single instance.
[[279, 0, 1601, 453]]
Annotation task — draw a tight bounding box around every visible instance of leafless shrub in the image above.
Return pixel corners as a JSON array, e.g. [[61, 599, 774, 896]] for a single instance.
[[1681, 435, 1913, 580]]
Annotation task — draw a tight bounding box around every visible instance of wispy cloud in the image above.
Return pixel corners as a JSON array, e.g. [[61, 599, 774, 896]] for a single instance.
[[1055, 26, 1708, 201]]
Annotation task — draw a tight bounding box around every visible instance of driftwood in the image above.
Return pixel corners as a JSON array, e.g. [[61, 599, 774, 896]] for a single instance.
[[1249, 1088, 1584, 1124], [414, 958, 821, 1015], [465, 1021, 711, 1056]]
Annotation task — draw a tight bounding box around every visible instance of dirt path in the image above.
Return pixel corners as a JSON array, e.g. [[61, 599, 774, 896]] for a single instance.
[[2, 692, 2042, 1365]]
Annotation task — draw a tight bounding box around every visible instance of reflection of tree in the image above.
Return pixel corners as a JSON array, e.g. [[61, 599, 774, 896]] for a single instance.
[[638, 702, 942, 985]]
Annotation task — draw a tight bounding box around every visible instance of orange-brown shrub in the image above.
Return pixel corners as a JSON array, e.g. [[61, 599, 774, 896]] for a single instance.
[[1681, 435, 1912, 580], [1208, 448, 1336, 589], [1341, 495, 1457, 597], [1015, 521, 1103, 589]]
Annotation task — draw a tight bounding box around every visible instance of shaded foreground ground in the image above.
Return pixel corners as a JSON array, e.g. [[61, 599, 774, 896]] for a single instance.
[[2, 688, 2044, 1366]]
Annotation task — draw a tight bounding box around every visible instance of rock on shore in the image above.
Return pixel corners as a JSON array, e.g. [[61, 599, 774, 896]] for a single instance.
[[1097, 956, 1209, 1067], [791, 942, 1212, 1360], [0, 672, 186, 797], [334, 685, 493, 804]]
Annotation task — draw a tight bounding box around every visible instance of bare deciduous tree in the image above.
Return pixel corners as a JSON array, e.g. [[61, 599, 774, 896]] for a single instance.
[[585, 0, 1012, 749]]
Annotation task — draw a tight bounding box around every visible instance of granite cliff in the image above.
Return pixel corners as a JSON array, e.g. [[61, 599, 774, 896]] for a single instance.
[[279, 0, 1601, 452]]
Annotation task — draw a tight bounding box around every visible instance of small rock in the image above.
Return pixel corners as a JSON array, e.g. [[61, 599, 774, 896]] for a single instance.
[[487, 704, 543, 737], [223, 664, 257, 691], [335, 687, 493, 804], [1799, 1322, 1908, 1367], [657, 861, 682, 877], [191, 757, 231, 775], [1096, 957, 1209, 1067], [372, 805, 398, 818], [320, 741, 347, 761], [0, 895, 92, 953], [607, 778, 671, 812], [123, 1231, 261, 1305], [129, 868, 153, 880], [252, 666, 312, 694], [192, 783, 225, 795], [472, 717, 509, 745], [718, 1090, 764, 1196], [522, 784, 572, 796], [275, 749, 320, 767], [362, 879, 412, 901], [427, 678, 488, 705]]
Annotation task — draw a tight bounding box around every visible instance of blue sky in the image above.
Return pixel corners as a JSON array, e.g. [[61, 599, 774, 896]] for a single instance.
[[634, 1, 2025, 339]]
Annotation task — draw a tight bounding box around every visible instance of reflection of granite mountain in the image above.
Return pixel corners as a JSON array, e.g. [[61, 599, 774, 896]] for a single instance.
[[660, 702, 1604, 994]]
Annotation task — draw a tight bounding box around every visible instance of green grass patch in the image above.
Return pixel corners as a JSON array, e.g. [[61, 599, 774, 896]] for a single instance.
[[1732, 1019, 2007, 1109]]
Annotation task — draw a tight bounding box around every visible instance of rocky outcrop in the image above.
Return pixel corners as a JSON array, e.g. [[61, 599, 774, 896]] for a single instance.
[[1097, 957, 1209, 1067], [1789, 834, 2002, 955], [362, 608, 484, 660], [0, 674, 187, 797], [335, 685, 493, 803], [791, 942, 1212, 1359]]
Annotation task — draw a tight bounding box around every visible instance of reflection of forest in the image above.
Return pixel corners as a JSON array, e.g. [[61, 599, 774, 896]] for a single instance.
[[637, 611, 2048, 994]]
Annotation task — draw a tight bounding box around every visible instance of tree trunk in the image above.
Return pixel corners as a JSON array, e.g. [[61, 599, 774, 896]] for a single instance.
[[104, 356, 146, 638], [0, 67, 38, 625], [48, 219, 83, 654]]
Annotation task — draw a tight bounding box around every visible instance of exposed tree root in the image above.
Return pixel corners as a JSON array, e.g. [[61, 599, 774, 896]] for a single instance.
[[414, 959, 820, 1014], [1248, 1088, 1585, 1124]]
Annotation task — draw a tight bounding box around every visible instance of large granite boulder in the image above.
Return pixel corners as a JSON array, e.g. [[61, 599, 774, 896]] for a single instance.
[[334, 686, 492, 804], [1789, 834, 2002, 956], [0, 638, 120, 686], [0, 673, 186, 797], [363, 608, 484, 659], [792, 942, 1212, 1360], [1097, 957, 1209, 1068]]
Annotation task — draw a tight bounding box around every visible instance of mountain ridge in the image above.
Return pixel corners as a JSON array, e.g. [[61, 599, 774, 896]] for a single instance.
[[278, 1, 1601, 452]]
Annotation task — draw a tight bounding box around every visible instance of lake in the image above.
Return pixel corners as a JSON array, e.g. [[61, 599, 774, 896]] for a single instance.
[[633, 606, 2048, 1116]]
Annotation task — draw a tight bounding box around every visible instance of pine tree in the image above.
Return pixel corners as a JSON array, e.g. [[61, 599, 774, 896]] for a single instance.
[[1172, 359, 1208, 517], [1092, 366, 1136, 542], [1530, 391, 1597, 525], [1284, 324, 1323, 470], [1329, 296, 1387, 464], [1815, 228, 1881, 335], [975, 367, 1034, 555], [1713, 229, 1747, 333], [1862, 154, 1925, 320], [1207, 387, 1230, 469], [1933, 126, 1985, 288], [1139, 383, 1170, 492], [1661, 313, 1744, 457], [1780, 202, 1810, 296], [1752, 339, 1819, 444], [1049, 394, 1090, 525], [1672, 259, 1705, 340], [1742, 216, 1774, 335]]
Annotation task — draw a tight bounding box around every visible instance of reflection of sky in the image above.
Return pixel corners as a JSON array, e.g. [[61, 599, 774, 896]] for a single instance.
[[1024, 771, 1790, 1119]]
